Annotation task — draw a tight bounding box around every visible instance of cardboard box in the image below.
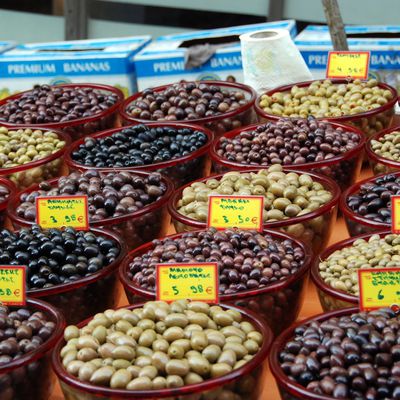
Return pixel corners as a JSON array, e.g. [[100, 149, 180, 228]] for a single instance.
[[296, 25, 400, 91], [134, 20, 296, 91], [0, 36, 151, 99]]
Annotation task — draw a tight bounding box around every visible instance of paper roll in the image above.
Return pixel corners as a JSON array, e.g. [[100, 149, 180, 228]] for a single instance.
[[240, 29, 312, 94]]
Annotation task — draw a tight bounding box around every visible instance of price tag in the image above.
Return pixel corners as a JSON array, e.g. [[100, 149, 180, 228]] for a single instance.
[[208, 195, 264, 231], [36, 196, 89, 230], [391, 196, 400, 233], [358, 268, 400, 311], [326, 51, 370, 80], [0, 266, 26, 306], [156, 263, 219, 303]]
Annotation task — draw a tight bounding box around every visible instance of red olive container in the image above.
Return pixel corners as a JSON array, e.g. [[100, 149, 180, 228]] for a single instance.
[[119, 81, 257, 138], [119, 228, 312, 335], [365, 125, 400, 175], [254, 79, 398, 139], [52, 302, 273, 400], [0, 84, 124, 141], [340, 171, 395, 236], [168, 169, 340, 255], [309, 231, 393, 311], [65, 122, 214, 188], [210, 121, 365, 190], [269, 307, 360, 400], [0, 176, 16, 228], [0, 298, 65, 400], [7, 171, 173, 251], [24, 228, 126, 324], [0, 126, 71, 190]]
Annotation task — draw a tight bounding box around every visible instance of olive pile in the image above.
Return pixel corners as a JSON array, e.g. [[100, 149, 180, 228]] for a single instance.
[[370, 131, 400, 162]]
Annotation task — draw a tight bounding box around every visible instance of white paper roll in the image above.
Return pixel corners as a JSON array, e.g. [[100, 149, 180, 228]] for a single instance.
[[240, 29, 312, 94]]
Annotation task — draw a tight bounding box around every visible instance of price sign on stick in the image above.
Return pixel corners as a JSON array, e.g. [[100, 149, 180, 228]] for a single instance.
[[156, 263, 219, 303], [208, 195, 264, 231], [36, 196, 89, 230], [326, 51, 370, 80], [0, 266, 26, 306], [358, 268, 400, 311]]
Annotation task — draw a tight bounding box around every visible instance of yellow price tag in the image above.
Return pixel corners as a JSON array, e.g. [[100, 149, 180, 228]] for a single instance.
[[36, 195, 89, 230], [0, 266, 26, 306], [208, 195, 264, 231], [391, 195, 400, 233], [326, 51, 370, 80], [358, 268, 400, 311], [156, 263, 219, 303]]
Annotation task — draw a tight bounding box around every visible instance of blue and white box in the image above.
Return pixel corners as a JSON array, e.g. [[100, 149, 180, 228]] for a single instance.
[[134, 20, 296, 91], [296, 25, 400, 91], [0, 36, 151, 98]]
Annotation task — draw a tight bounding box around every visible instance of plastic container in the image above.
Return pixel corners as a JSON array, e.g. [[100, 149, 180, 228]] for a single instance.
[[210, 121, 365, 190], [7, 171, 173, 251], [119, 81, 257, 138], [0, 298, 65, 400], [119, 228, 312, 335], [365, 125, 400, 175], [52, 302, 273, 400], [168, 169, 340, 255], [22, 228, 125, 325], [0, 126, 70, 190], [340, 171, 395, 236], [65, 122, 214, 187], [254, 79, 398, 139], [269, 306, 360, 400], [0, 176, 16, 228], [0, 84, 124, 141]]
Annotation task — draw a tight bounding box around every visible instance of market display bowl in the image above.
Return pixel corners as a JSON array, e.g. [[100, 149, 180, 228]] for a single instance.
[[210, 121, 365, 190], [0, 126, 70, 190], [340, 171, 393, 236], [167, 169, 340, 255], [23, 227, 126, 324], [119, 228, 312, 335], [254, 79, 398, 139], [7, 171, 173, 251], [52, 302, 273, 400], [0, 298, 65, 400], [119, 80, 257, 138], [365, 125, 400, 175], [0, 176, 16, 228], [269, 307, 360, 400], [0, 84, 124, 141], [65, 122, 214, 188]]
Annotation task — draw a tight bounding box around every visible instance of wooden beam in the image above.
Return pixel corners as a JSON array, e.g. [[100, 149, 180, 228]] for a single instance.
[[322, 0, 348, 50], [268, 0, 284, 21], [65, 0, 89, 40]]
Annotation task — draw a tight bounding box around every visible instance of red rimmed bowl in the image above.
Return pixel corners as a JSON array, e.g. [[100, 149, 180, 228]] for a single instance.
[[23, 227, 126, 324], [255, 79, 398, 138], [52, 302, 273, 400], [65, 122, 214, 188], [0, 84, 124, 141], [0, 126, 71, 190], [210, 120, 365, 190], [119, 228, 312, 336], [366, 125, 400, 175], [0, 298, 65, 400], [119, 80, 257, 138], [309, 230, 395, 311], [340, 171, 395, 236], [7, 171, 173, 250], [168, 169, 340, 255], [0, 176, 16, 228]]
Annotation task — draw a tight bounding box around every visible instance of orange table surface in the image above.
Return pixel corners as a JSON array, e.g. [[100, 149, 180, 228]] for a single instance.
[[51, 168, 373, 400]]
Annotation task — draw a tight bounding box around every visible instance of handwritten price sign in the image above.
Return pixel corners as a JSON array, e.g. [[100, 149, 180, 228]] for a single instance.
[[0, 266, 26, 306], [36, 196, 89, 230], [208, 195, 264, 231], [391, 196, 400, 233], [156, 263, 219, 303], [326, 51, 370, 80], [358, 268, 400, 311]]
